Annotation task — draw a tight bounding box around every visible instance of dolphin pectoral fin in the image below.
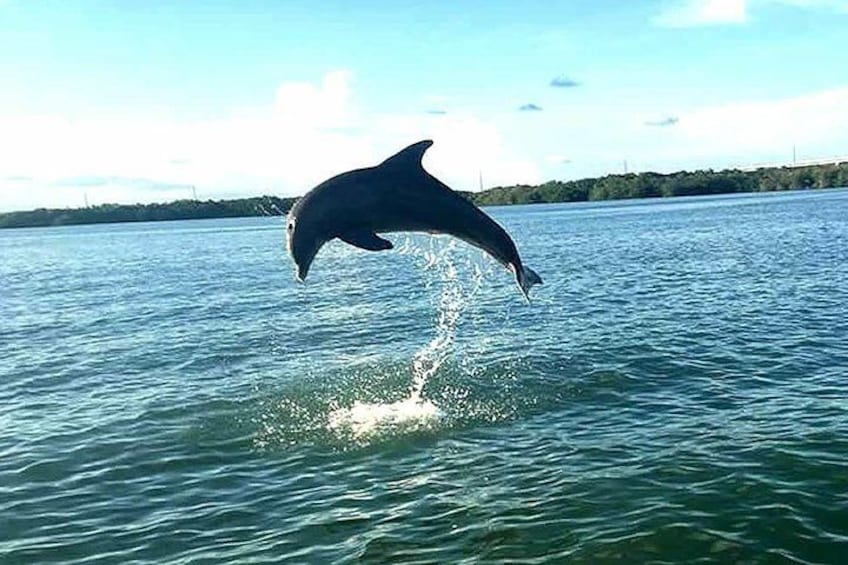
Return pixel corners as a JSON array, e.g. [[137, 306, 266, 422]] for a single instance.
[[338, 229, 394, 252]]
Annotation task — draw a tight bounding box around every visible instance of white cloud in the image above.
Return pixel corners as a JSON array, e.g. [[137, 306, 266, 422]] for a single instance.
[[653, 0, 848, 27], [763, 0, 848, 12], [633, 86, 848, 169], [5, 70, 844, 213], [679, 86, 848, 147], [653, 0, 748, 27], [534, 85, 848, 178], [0, 71, 539, 211]]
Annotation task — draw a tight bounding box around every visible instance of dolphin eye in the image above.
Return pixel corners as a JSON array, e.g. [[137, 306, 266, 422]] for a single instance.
[[287, 218, 296, 231]]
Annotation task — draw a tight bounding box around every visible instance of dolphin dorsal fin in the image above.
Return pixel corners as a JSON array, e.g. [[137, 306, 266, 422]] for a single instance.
[[378, 140, 433, 174]]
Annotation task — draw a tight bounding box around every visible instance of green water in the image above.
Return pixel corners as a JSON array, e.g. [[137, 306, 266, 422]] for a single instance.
[[2, 190, 847, 563]]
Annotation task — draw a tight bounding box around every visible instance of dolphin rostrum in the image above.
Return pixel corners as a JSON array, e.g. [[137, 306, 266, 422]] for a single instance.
[[286, 140, 542, 299]]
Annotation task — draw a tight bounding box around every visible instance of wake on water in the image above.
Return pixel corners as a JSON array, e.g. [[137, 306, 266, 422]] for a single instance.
[[325, 238, 484, 443]]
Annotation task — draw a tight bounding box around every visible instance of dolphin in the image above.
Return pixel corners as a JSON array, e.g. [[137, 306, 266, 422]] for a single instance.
[[286, 140, 542, 299]]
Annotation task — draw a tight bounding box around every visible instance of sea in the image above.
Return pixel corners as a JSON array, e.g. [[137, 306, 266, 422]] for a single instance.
[[1, 188, 847, 564]]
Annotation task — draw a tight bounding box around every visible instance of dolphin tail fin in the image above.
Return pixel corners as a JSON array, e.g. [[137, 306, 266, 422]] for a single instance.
[[515, 265, 543, 301]]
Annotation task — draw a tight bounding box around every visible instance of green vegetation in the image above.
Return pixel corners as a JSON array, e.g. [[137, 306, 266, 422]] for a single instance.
[[0, 196, 296, 229], [1, 162, 846, 229], [474, 162, 848, 206]]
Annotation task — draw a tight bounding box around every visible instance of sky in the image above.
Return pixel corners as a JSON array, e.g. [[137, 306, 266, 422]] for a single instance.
[[1, 0, 847, 212]]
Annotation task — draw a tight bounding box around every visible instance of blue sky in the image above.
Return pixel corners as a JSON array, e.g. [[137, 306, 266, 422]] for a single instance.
[[1, 0, 847, 211]]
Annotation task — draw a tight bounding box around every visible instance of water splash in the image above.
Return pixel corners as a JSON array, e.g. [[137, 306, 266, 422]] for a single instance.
[[325, 238, 484, 443], [325, 396, 441, 443]]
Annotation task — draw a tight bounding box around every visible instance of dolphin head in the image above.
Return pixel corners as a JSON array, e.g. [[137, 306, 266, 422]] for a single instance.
[[286, 206, 325, 282]]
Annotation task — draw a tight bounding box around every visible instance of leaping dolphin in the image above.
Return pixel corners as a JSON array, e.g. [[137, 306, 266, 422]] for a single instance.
[[286, 140, 542, 299]]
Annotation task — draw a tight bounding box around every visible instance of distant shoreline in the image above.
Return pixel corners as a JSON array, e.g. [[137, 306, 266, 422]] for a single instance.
[[2, 161, 846, 229]]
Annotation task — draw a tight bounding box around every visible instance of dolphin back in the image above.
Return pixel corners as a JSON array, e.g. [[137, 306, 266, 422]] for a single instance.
[[378, 140, 544, 301], [378, 140, 434, 173]]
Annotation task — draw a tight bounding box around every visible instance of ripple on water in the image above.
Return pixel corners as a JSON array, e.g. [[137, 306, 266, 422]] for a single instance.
[[2, 194, 848, 563]]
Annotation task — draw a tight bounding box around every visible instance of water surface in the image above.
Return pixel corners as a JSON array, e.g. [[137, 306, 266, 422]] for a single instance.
[[2, 189, 847, 563]]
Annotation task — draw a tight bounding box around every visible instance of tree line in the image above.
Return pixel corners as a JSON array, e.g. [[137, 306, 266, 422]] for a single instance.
[[1, 162, 846, 229], [473, 162, 848, 206], [0, 196, 296, 229]]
